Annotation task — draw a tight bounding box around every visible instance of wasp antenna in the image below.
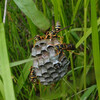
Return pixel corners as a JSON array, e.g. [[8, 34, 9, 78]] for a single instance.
[[27, 38, 34, 42], [56, 24, 74, 33], [52, 16, 55, 30]]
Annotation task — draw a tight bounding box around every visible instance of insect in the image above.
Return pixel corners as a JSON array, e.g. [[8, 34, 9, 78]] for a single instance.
[[55, 21, 61, 31], [54, 43, 76, 57], [55, 43, 76, 51], [45, 21, 73, 40], [45, 21, 61, 39], [29, 66, 37, 83], [34, 20, 73, 42]]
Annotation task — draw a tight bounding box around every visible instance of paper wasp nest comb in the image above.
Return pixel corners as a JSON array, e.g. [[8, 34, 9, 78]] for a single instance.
[[31, 38, 70, 85]]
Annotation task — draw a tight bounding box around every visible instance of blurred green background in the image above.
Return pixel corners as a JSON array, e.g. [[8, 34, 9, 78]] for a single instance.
[[0, 0, 100, 100]]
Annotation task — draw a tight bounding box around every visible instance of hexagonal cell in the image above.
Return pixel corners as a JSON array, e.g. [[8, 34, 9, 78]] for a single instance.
[[40, 43, 47, 51], [57, 67, 64, 73], [63, 62, 69, 71], [33, 60, 38, 68], [41, 50, 49, 59], [47, 67, 55, 74], [35, 68, 42, 77], [53, 77, 60, 82], [33, 45, 42, 55], [65, 60, 70, 67], [39, 65, 44, 68], [38, 57, 44, 66], [39, 40, 47, 44], [54, 63, 61, 69], [47, 46, 56, 57], [44, 58, 50, 64], [41, 67, 47, 74], [45, 77, 53, 83], [40, 42, 46, 46], [60, 71, 66, 77], [31, 48, 37, 57], [62, 58, 69, 66], [45, 62, 53, 69], [36, 49, 41, 55], [51, 72, 59, 79], [47, 45, 54, 50], [50, 55, 59, 62], [42, 73, 50, 78], [35, 40, 46, 46]]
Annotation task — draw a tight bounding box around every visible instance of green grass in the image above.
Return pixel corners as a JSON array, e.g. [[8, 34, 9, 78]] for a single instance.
[[0, 0, 100, 100], [83, 0, 88, 89], [0, 23, 16, 100], [91, 0, 100, 98], [0, 5, 2, 23], [13, 0, 50, 31]]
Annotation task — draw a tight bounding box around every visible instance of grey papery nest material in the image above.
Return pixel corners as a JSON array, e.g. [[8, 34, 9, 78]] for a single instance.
[[31, 38, 70, 85]]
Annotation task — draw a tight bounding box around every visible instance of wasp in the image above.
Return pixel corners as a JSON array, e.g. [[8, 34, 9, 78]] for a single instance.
[[33, 19, 73, 42], [55, 43, 76, 51], [27, 35, 45, 43], [45, 21, 61, 39], [54, 43, 76, 57], [29, 66, 37, 83], [45, 21, 73, 42], [55, 21, 61, 31]]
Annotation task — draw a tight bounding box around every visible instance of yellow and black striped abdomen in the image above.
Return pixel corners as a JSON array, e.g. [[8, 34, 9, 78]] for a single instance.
[[55, 21, 61, 31]]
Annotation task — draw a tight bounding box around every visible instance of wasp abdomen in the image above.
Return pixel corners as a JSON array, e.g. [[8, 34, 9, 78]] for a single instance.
[[55, 21, 61, 31]]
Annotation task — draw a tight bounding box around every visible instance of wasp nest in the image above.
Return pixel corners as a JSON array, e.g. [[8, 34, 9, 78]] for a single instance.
[[31, 38, 70, 85]]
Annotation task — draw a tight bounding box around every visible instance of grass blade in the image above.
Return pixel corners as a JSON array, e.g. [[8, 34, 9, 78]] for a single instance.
[[81, 85, 96, 100], [15, 59, 33, 96], [0, 5, 2, 23], [0, 23, 16, 100], [91, 0, 100, 98], [42, 0, 46, 16], [83, 0, 88, 89], [71, 0, 82, 23], [76, 17, 100, 48], [10, 58, 33, 67], [0, 79, 5, 100], [13, 0, 50, 31]]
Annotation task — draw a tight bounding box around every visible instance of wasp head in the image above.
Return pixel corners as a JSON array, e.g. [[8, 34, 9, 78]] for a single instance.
[[34, 35, 41, 41]]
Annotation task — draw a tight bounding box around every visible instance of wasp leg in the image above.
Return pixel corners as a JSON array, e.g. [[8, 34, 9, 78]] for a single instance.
[[29, 66, 37, 82], [33, 41, 36, 47], [57, 36, 64, 44], [45, 31, 49, 39], [27, 38, 34, 42], [54, 49, 64, 58], [57, 50, 65, 61], [55, 52, 60, 57], [39, 35, 45, 40], [66, 50, 80, 55], [27, 38, 36, 47]]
